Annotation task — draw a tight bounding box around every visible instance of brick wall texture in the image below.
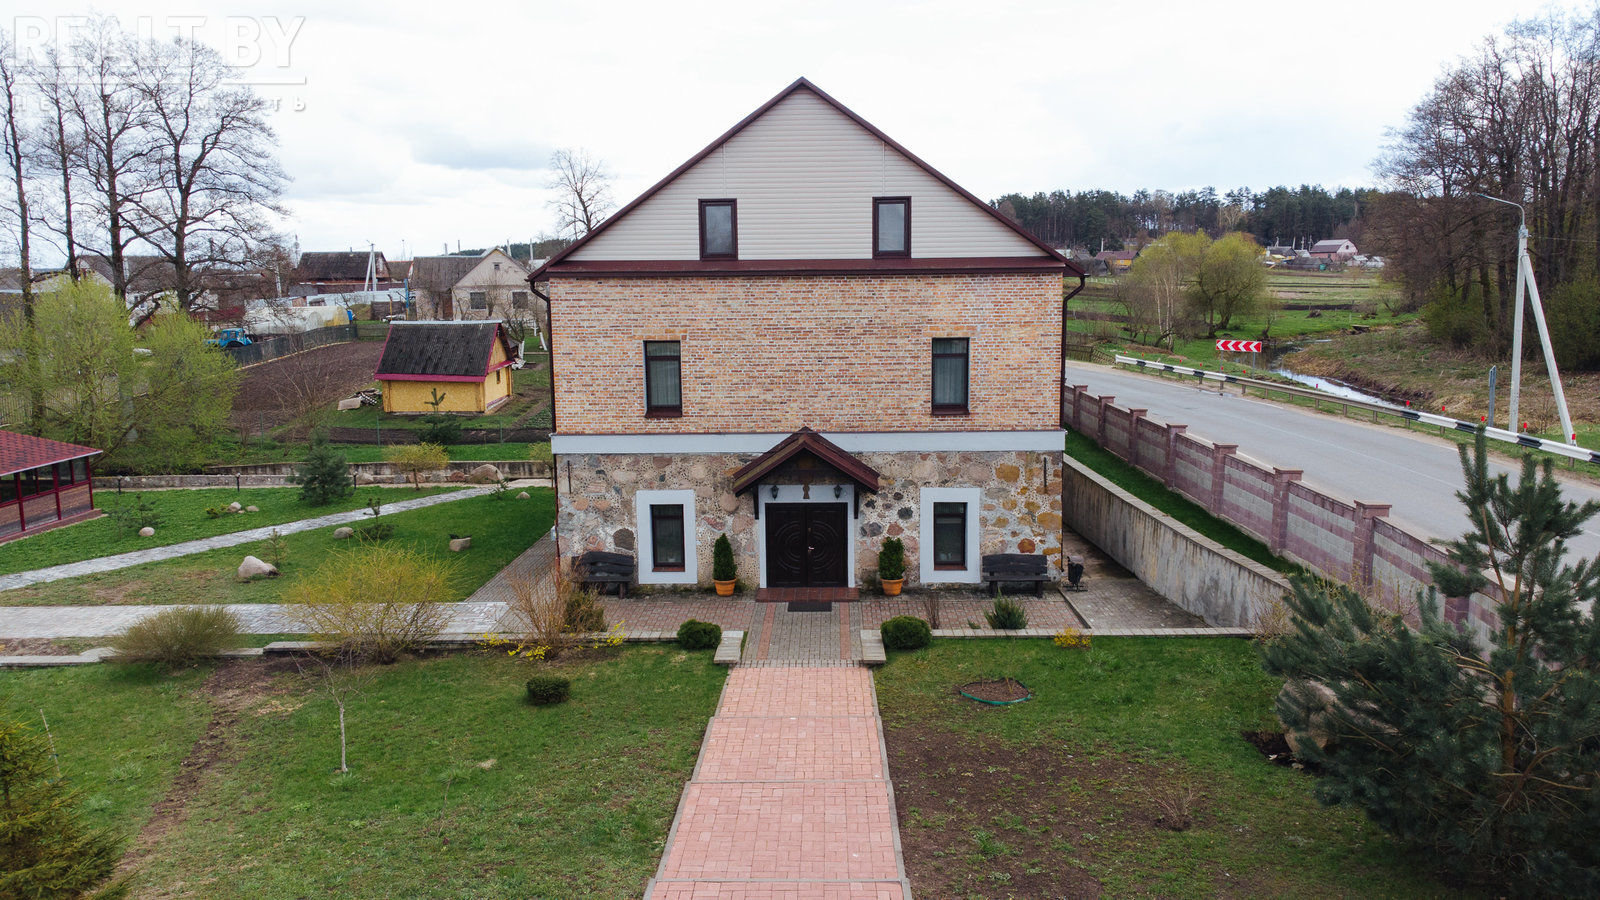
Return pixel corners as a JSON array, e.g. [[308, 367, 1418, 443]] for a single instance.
[[549, 272, 1063, 434]]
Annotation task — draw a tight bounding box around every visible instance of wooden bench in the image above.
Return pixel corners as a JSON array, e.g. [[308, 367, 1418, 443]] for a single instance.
[[981, 553, 1049, 597], [572, 551, 636, 598]]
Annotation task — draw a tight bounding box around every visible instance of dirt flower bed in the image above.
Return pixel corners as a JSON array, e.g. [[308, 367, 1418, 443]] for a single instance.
[[958, 678, 1031, 704]]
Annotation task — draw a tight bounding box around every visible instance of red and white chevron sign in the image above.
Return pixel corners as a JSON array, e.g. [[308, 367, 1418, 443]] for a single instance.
[[1216, 340, 1262, 352]]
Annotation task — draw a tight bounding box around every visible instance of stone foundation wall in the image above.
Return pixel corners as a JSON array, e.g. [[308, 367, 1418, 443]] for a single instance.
[[555, 449, 1063, 586]]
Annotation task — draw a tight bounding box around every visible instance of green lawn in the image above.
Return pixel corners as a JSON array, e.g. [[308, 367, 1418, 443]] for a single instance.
[[0, 486, 460, 576], [876, 639, 1464, 898], [1064, 431, 1296, 574], [0, 490, 555, 607], [228, 442, 547, 466], [10, 647, 725, 899]]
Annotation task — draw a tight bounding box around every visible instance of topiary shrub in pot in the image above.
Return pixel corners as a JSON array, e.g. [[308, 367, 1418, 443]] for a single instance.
[[878, 537, 906, 596], [525, 675, 571, 705], [712, 533, 737, 596], [677, 619, 722, 650], [880, 615, 931, 651]]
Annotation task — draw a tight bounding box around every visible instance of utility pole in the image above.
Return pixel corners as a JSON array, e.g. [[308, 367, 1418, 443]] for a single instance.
[[1475, 194, 1576, 444]]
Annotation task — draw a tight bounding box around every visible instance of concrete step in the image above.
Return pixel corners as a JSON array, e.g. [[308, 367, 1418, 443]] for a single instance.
[[859, 629, 886, 666], [713, 629, 744, 665]]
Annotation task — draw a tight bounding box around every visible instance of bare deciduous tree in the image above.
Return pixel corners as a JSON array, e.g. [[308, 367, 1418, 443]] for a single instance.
[[546, 147, 614, 238]]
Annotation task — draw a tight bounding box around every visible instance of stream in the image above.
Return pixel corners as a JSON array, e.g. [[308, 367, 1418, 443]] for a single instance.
[[1269, 344, 1400, 408]]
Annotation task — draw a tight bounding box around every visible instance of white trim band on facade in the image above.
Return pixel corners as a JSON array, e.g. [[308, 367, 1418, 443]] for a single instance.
[[552, 430, 1066, 456]]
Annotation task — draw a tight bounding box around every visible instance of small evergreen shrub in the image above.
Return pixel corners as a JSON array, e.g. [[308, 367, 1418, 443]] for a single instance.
[[417, 414, 461, 445], [0, 718, 125, 897], [112, 606, 242, 668], [105, 493, 162, 536], [880, 615, 931, 650], [294, 431, 354, 505], [712, 533, 736, 582], [878, 537, 906, 581], [985, 596, 1028, 630], [525, 675, 571, 705], [355, 521, 395, 541], [677, 619, 722, 650]]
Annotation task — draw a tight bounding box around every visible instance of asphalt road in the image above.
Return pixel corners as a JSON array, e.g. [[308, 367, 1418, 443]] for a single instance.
[[1064, 361, 1600, 564]]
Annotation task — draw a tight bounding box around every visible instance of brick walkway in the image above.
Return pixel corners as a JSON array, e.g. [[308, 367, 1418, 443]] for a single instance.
[[647, 666, 911, 899], [0, 486, 489, 592]]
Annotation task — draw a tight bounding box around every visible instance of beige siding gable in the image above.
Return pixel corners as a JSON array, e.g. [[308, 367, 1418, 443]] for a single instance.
[[568, 90, 1044, 261]]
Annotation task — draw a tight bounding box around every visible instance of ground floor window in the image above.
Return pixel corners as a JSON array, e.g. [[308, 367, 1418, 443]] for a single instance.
[[634, 488, 697, 585], [932, 502, 966, 569], [919, 487, 980, 583], [650, 504, 686, 571]]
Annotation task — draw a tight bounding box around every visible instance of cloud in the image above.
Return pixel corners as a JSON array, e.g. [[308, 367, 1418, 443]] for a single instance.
[[409, 132, 556, 174]]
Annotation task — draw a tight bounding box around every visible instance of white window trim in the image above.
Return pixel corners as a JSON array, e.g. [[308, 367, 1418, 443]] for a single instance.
[[754, 483, 856, 589], [919, 487, 981, 584], [635, 489, 697, 585]]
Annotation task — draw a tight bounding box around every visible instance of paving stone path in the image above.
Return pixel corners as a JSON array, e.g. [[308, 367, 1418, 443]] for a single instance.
[[647, 665, 911, 899], [0, 487, 490, 592]]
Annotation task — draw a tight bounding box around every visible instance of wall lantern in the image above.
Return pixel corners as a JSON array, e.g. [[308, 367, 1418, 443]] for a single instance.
[[769, 485, 779, 499], [833, 485, 843, 499]]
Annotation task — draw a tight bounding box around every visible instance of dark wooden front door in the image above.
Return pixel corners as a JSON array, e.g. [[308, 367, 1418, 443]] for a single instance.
[[765, 503, 848, 588]]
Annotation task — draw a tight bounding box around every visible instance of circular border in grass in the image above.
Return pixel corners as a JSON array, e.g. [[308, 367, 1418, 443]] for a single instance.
[[959, 678, 1032, 705]]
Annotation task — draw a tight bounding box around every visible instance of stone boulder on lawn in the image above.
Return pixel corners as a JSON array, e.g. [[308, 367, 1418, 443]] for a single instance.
[[137, 526, 155, 537], [238, 555, 279, 580], [467, 464, 502, 484], [332, 526, 355, 540]]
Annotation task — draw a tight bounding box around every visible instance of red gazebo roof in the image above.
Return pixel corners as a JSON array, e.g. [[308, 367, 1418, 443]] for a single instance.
[[0, 429, 101, 479]]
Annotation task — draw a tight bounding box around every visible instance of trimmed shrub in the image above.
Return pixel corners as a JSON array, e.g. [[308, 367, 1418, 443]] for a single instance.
[[878, 537, 906, 581], [985, 596, 1028, 630], [677, 619, 722, 650], [112, 606, 242, 668], [525, 675, 571, 706], [880, 615, 932, 650], [712, 533, 736, 582]]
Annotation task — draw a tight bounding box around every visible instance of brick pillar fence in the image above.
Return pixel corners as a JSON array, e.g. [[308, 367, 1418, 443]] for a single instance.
[[1353, 501, 1392, 584], [1096, 396, 1115, 445], [1269, 468, 1303, 554], [1163, 423, 1187, 488], [1208, 444, 1238, 514]]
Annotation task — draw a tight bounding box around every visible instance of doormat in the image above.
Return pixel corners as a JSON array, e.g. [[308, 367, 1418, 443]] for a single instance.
[[787, 601, 833, 613]]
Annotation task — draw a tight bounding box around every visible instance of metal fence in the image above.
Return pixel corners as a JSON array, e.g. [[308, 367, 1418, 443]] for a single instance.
[[225, 323, 360, 367]]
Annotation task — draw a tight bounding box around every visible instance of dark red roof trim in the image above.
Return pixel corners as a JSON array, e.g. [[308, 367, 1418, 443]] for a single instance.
[[530, 78, 1084, 283], [730, 427, 881, 495], [0, 429, 101, 479], [547, 257, 1066, 278]]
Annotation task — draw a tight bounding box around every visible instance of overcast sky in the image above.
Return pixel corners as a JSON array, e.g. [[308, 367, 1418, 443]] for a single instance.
[[10, 0, 1596, 261]]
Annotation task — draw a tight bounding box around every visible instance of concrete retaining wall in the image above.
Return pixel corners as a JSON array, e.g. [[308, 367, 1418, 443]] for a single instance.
[[1061, 455, 1288, 628]]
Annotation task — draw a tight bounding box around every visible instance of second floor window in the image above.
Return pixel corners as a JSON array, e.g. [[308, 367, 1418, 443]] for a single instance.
[[874, 197, 910, 257], [932, 338, 969, 415], [699, 199, 737, 258], [645, 340, 682, 416]]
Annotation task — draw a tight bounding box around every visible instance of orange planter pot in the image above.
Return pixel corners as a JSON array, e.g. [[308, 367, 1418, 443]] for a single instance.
[[881, 578, 903, 596], [714, 579, 736, 596]]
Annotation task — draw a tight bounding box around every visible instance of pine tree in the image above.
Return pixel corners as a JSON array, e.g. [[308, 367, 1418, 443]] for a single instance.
[[0, 717, 126, 898], [293, 431, 353, 506], [1262, 430, 1600, 894]]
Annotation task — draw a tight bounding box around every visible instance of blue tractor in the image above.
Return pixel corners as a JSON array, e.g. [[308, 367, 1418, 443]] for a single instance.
[[205, 327, 254, 349]]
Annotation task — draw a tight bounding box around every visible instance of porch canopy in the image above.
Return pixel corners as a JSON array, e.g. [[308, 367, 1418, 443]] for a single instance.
[[731, 427, 881, 496]]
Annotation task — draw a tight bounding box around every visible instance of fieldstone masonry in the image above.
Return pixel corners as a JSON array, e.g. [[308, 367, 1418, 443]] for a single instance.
[[558, 448, 1063, 586]]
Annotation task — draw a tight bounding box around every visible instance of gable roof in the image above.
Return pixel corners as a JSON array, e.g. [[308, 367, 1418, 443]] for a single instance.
[[409, 255, 483, 292], [730, 427, 881, 495], [531, 78, 1080, 281], [0, 429, 101, 478], [374, 321, 516, 381], [297, 251, 388, 282], [1310, 239, 1353, 252]]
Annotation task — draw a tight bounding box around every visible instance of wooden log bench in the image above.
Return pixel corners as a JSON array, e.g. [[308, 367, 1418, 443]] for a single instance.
[[572, 550, 636, 598], [980, 553, 1049, 597]]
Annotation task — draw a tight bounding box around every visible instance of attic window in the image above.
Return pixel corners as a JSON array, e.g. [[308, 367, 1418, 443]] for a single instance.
[[874, 197, 910, 257], [699, 200, 737, 259]]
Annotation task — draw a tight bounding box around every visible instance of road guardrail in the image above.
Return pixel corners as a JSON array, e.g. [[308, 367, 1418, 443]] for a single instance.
[[1112, 354, 1600, 466]]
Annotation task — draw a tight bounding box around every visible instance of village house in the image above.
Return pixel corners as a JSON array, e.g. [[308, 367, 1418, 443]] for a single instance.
[[531, 77, 1078, 593], [291, 251, 399, 296], [408, 249, 537, 326], [0, 430, 100, 543], [1308, 238, 1358, 261], [374, 321, 518, 414]]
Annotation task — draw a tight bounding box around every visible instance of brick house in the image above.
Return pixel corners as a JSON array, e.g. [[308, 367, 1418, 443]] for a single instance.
[[530, 78, 1080, 593]]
